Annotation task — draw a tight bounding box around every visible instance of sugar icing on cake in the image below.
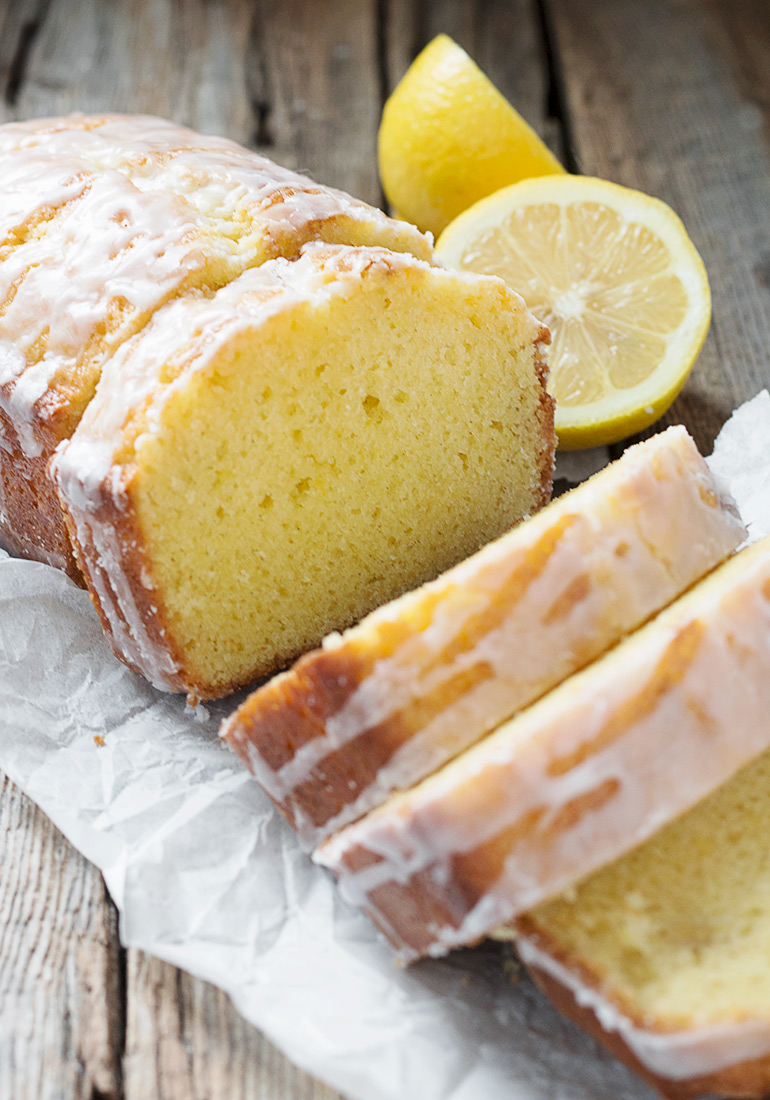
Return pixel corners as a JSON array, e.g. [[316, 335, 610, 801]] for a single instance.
[[317, 539, 770, 963], [518, 563, 770, 1097], [222, 426, 745, 848], [0, 113, 432, 576]]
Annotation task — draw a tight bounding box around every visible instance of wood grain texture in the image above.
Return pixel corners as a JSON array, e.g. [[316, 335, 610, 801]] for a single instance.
[[705, 0, 770, 143], [123, 951, 343, 1100], [0, 0, 257, 143], [0, 774, 123, 1100], [249, 0, 382, 203], [549, 0, 770, 453]]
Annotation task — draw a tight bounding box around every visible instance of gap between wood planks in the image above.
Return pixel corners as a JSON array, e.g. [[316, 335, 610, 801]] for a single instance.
[[532, 0, 579, 172], [373, 0, 579, 196], [1, 0, 49, 107]]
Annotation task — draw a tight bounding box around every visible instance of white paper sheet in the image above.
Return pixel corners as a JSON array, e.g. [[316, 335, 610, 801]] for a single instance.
[[1, 391, 768, 1100]]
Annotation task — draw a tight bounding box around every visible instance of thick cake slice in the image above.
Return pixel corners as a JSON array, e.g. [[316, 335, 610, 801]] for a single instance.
[[222, 427, 744, 849], [53, 244, 553, 699], [316, 539, 770, 963], [518, 707, 770, 1098], [0, 114, 430, 577]]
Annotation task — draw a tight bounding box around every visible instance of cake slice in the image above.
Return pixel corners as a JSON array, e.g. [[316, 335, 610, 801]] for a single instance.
[[222, 426, 744, 849], [517, 711, 770, 1098], [316, 538, 770, 963], [0, 114, 431, 577], [53, 243, 553, 699]]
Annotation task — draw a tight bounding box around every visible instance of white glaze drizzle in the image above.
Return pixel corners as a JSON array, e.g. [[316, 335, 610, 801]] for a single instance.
[[76, 503, 181, 691], [516, 936, 770, 1082], [0, 114, 429, 248], [0, 154, 209, 454], [232, 427, 745, 849], [315, 539, 770, 961], [0, 114, 431, 458]]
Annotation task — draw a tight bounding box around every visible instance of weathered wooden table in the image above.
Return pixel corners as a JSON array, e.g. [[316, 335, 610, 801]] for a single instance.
[[1, 1, 768, 1097]]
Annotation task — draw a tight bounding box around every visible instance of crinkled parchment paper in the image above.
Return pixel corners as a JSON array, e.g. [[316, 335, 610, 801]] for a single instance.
[[1, 392, 769, 1100]]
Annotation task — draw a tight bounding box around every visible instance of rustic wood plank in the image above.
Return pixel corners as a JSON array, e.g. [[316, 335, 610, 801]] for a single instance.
[[123, 951, 345, 1100], [0, 0, 384, 202], [703, 0, 770, 144], [547, 0, 770, 452], [248, 0, 382, 204], [0, 0, 257, 144], [0, 773, 123, 1100], [0, 0, 50, 112]]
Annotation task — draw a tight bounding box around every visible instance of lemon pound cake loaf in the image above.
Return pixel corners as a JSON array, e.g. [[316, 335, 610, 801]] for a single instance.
[[316, 538, 770, 963], [53, 243, 553, 699], [222, 427, 744, 849], [0, 113, 431, 578], [517, 621, 770, 1097]]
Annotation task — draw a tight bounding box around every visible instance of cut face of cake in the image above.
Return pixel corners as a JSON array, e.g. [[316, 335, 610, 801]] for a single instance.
[[316, 538, 770, 963], [518, 701, 770, 1099], [0, 114, 431, 577], [53, 244, 554, 699], [222, 426, 745, 849]]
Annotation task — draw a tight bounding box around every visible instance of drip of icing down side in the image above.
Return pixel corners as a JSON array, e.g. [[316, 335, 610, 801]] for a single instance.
[[315, 539, 770, 962], [225, 427, 745, 850], [517, 936, 770, 1082]]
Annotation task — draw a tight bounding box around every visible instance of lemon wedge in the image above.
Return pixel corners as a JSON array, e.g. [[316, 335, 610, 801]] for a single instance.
[[436, 176, 711, 449], [378, 35, 564, 238]]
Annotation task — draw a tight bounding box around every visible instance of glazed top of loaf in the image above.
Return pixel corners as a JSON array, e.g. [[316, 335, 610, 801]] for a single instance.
[[0, 114, 430, 245], [0, 114, 431, 454]]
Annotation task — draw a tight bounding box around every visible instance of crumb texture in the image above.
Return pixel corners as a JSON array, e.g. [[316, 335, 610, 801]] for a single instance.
[[525, 737, 770, 1028], [56, 245, 553, 697]]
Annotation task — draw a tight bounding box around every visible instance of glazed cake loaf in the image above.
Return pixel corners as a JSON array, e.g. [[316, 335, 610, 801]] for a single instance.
[[0, 113, 431, 577], [222, 427, 745, 849], [517, 549, 770, 1098], [53, 243, 554, 699], [316, 538, 770, 963]]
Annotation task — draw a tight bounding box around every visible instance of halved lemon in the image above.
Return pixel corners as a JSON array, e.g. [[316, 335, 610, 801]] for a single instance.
[[436, 176, 711, 449], [378, 34, 564, 238]]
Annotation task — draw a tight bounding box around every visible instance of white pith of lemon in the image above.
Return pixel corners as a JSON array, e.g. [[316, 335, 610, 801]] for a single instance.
[[436, 175, 711, 449], [378, 34, 564, 238]]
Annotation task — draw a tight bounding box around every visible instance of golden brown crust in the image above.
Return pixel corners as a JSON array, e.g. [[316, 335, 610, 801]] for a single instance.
[[223, 583, 455, 819], [324, 779, 621, 959], [0, 408, 83, 580], [531, 324, 555, 514], [61, 474, 191, 693]]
